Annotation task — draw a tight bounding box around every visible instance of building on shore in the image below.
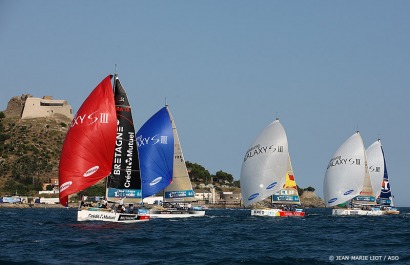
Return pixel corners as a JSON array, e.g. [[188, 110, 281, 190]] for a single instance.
[[3, 94, 73, 120]]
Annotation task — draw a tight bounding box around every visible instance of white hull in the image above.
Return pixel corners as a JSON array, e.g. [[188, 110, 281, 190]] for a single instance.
[[77, 209, 150, 223], [251, 208, 305, 217], [332, 208, 385, 216], [149, 209, 205, 218], [382, 207, 400, 215]]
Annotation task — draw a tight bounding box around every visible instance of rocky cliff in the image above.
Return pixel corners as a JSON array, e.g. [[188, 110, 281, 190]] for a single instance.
[[0, 115, 68, 196], [300, 191, 325, 208]]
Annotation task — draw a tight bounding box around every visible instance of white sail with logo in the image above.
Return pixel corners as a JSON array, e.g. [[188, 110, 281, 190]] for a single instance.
[[324, 132, 366, 207], [366, 140, 384, 197], [240, 119, 288, 207], [367, 139, 395, 207]]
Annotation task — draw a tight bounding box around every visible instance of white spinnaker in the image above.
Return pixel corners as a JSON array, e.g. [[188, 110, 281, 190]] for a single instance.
[[240, 119, 288, 207], [324, 132, 366, 207], [366, 140, 384, 197]]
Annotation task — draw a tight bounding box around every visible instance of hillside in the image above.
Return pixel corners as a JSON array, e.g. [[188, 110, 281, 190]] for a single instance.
[[0, 114, 70, 196], [0, 110, 324, 206]]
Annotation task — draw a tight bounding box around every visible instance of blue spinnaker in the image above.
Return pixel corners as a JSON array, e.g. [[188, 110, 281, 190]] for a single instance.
[[379, 146, 392, 200], [136, 107, 174, 198]]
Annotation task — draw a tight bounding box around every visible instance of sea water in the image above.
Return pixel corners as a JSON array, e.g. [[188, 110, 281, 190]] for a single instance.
[[0, 207, 409, 265]]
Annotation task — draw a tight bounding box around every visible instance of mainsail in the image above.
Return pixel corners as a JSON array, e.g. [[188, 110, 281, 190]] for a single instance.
[[324, 132, 366, 207], [136, 106, 174, 199], [59, 75, 117, 206], [163, 106, 196, 202], [272, 156, 301, 204], [240, 119, 289, 207], [106, 75, 141, 199], [367, 139, 393, 206], [352, 166, 376, 205]]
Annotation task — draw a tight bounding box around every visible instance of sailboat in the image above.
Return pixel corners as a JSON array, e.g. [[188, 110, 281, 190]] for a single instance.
[[240, 119, 305, 217], [270, 156, 305, 216], [324, 132, 384, 216], [59, 75, 149, 223], [366, 139, 400, 214], [136, 105, 205, 218]]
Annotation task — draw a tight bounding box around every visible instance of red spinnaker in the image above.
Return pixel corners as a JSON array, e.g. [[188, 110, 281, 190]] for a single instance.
[[59, 75, 116, 206]]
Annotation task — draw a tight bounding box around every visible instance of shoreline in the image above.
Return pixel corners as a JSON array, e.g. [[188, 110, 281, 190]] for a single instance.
[[0, 203, 78, 209], [0, 203, 243, 209], [0, 203, 326, 209]]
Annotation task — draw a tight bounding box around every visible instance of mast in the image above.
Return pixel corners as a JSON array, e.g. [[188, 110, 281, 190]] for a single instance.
[[105, 66, 118, 199]]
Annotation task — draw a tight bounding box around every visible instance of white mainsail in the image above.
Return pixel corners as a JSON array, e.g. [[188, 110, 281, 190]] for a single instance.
[[366, 140, 384, 197], [240, 119, 288, 207], [272, 155, 301, 205], [324, 132, 366, 207], [163, 106, 196, 203]]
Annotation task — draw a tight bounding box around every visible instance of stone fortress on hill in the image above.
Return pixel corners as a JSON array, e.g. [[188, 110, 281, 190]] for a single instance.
[[3, 94, 73, 120]]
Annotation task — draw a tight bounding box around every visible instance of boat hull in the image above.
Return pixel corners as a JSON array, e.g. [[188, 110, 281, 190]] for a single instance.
[[332, 208, 385, 216], [77, 209, 150, 223], [149, 209, 205, 218], [383, 207, 400, 215], [251, 208, 305, 217]]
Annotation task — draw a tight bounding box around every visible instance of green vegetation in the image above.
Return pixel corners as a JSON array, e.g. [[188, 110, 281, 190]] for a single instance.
[[297, 186, 315, 196], [186, 161, 238, 188], [2, 113, 317, 198], [0, 115, 239, 196], [0, 116, 68, 196]]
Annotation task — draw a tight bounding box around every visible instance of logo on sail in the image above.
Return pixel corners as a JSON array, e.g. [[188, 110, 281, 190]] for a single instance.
[[344, 189, 354, 195], [71, 112, 110, 127], [327, 156, 361, 169], [248, 193, 259, 201], [60, 181, 72, 192], [137, 134, 169, 147], [266, 182, 277, 190], [243, 144, 283, 162], [83, 166, 99, 177], [150, 177, 163, 186], [328, 197, 338, 204]]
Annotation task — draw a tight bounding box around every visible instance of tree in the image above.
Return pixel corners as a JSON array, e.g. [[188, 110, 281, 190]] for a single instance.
[[213, 170, 233, 184], [186, 161, 211, 184], [304, 186, 315, 192]]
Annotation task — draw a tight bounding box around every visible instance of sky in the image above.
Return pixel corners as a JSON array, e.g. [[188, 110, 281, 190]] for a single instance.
[[1, 1, 409, 206]]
